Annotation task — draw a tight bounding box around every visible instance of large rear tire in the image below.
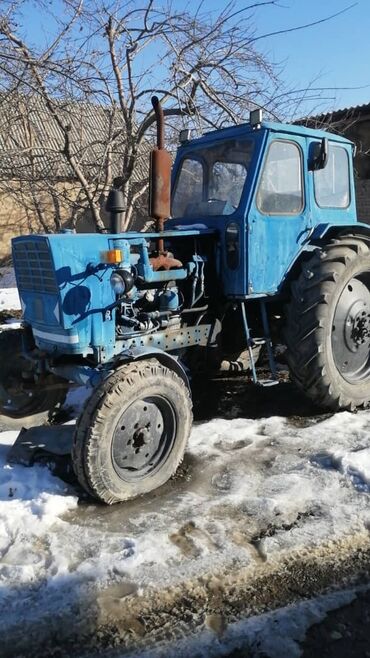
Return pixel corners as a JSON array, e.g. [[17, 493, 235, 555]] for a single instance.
[[0, 328, 68, 428], [284, 234, 370, 411], [72, 359, 193, 504]]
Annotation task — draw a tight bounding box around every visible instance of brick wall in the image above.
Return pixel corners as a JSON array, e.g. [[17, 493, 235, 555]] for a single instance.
[[0, 183, 149, 263], [355, 179, 370, 223], [0, 181, 81, 263]]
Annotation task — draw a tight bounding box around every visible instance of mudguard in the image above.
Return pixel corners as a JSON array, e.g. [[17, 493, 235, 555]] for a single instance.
[[280, 222, 370, 293], [113, 346, 190, 389]]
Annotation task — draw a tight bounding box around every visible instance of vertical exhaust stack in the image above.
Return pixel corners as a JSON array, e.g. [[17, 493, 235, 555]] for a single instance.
[[149, 96, 172, 253]]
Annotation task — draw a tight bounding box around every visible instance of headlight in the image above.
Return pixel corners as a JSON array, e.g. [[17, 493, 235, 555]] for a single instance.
[[110, 271, 126, 295], [110, 269, 135, 296]]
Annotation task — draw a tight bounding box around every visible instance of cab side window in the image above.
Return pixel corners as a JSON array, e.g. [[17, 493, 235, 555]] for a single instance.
[[172, 158, 203, 217], [257, 140, 303, 215], [314, 145, 350, 208]]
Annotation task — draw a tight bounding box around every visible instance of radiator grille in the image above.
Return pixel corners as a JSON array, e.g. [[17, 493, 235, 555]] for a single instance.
[[13, 239, 58, 294]]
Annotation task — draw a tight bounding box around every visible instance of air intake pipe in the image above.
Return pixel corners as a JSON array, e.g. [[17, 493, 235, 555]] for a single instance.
[[149, 96, 172, 253], [106, 178, 125, 234]]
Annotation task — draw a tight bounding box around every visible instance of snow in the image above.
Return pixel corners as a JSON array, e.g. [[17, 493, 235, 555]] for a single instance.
[[1, 410, 370, 646], [0, 267, 20, 312], [0, 430, 78, 595], [1, 271, 370, 654], [0, 287, 20, 312]]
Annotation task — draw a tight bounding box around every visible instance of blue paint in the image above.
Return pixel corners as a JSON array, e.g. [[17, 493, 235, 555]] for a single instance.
[[159, 288, 179, 312], [169, 120, 361, 297], [12, 230, 202, 361], [10, 118, 370, 389]]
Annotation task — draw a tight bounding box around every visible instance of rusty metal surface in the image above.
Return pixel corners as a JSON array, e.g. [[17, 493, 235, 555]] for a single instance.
[[152, 95, 164, 150], [149, 252, 183, 271], [149, 149, 172, 222], [149, 96, 172, 252]]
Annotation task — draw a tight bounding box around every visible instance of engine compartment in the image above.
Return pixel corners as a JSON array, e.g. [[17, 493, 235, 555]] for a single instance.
[[110, 233, 216, 343]]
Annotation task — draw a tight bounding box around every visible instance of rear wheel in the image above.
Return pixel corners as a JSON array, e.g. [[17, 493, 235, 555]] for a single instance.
[[0, 328, 68, 428], [284, 234, 370, 410], [72, 359, 192, 504]]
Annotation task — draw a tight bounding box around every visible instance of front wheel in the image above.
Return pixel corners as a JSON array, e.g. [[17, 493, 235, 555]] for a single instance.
[[284, 234, 370, 411], [72, 359, 193, 504]]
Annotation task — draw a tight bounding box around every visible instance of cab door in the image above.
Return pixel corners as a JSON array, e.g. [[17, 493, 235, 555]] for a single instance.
[[247, 134, 311, 294]]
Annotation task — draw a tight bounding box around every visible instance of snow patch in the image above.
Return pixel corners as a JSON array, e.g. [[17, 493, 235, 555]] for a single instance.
[[0, 287, 20, 311], [0, 268, 20, 312]]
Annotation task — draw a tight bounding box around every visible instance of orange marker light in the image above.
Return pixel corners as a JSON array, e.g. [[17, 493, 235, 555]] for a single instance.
[[102, 249, 122, 264]]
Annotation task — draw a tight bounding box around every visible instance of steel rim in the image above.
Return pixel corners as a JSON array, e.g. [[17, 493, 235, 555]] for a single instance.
[[111, 395, 177, 481], [332, 273, 370, 383]]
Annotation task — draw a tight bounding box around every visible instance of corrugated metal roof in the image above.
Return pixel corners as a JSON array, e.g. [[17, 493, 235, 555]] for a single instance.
[[0, 94, 149, 183], [296, 102, 370, 126]]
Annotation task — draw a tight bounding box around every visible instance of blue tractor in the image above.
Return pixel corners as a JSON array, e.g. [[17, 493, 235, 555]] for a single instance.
[[2, 98, 370, 503]]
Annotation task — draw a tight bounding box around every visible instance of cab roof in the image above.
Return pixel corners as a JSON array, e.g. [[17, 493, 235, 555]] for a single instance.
[[184, 120, 354, 148]]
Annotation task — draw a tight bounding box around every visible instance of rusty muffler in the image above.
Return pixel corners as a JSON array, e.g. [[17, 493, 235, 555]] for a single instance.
[[149, 96, 172, 253]]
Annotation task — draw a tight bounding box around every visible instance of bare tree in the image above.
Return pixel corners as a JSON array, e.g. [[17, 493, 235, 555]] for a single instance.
[[0, 0, 357, 233]]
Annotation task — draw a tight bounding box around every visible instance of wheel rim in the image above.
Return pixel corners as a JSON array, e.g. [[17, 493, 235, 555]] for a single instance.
[[111, 395, 177, 481], [332, 273, 370, 383]]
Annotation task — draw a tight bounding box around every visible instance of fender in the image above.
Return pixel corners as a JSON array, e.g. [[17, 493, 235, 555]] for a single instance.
[[112, 346, 190, 389], [280, 222, 370, 293], [309, 221, 370, 242]]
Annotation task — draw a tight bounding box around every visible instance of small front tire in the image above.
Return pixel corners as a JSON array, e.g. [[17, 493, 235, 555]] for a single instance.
[[72, 359, 193, 504]]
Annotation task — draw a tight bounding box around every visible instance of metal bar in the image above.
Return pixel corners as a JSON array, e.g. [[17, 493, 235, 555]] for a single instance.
[[241, 301, 258, 384], [114, 323, 212, 354], [152, 95, 164, 150], [260, 300, 277, 379], [49, 365, 106, 387]]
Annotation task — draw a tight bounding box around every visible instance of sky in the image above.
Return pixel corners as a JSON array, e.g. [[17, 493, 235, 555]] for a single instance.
[[17, 0, 370, 118], [177, 0, 370, 115], [235, 0, 370, 113]]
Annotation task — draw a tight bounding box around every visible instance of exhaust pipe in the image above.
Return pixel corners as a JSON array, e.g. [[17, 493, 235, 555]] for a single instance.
[[149, 96, 172, 253]]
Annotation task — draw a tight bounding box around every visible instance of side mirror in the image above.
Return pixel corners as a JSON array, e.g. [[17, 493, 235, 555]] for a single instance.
[[309, 138, 329, 171]]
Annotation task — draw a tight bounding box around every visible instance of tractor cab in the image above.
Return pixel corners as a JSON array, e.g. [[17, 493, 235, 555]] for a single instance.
[[168, 113, 357, 297]]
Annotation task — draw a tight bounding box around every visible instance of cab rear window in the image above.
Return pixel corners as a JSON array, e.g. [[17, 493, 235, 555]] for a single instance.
[[314, 145, 350, 208]]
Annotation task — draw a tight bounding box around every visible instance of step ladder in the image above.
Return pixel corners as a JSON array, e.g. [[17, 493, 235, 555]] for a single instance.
[[240, 300, 278, 387]]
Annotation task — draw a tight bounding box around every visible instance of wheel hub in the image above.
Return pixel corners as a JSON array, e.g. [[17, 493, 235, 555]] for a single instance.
[[351, 313, 370, 346], [343, 299, 370, 352], [132, 425, 150, 450]]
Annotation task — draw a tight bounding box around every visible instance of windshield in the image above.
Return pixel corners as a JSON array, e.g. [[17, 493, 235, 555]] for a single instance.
[[171, 138, 254, 218]]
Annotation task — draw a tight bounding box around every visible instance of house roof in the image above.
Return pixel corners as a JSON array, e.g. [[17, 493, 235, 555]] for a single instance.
[[0, 94, 149, 183], [296, 102, 370, 129]]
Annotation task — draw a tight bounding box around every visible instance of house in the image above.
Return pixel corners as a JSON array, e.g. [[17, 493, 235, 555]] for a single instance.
[[0, 94, 150, 262]]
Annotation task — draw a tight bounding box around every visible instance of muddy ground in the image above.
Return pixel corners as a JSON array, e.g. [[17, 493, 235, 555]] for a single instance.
[[3, 370, 370, 657], [197, 376, 370, 658]]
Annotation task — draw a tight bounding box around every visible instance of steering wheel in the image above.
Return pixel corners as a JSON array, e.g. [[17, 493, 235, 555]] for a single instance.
[[207, 198, 237, 210]]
